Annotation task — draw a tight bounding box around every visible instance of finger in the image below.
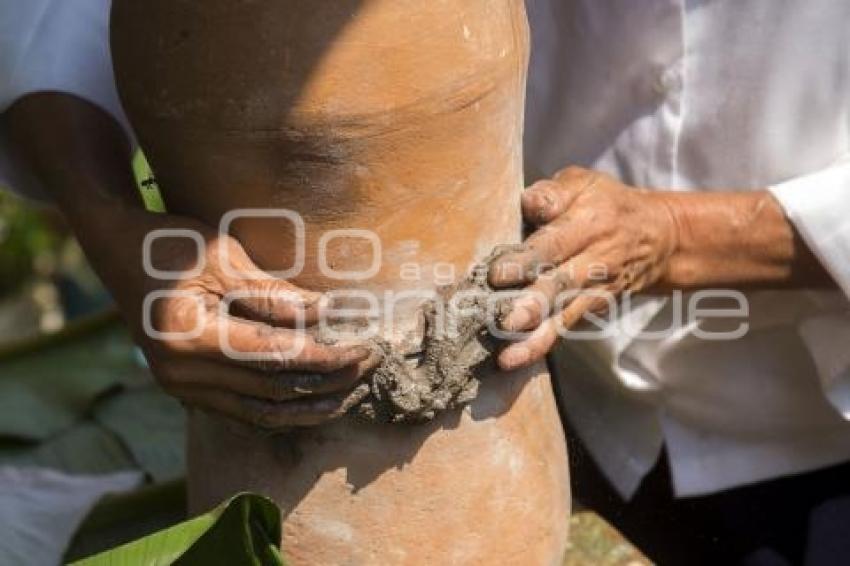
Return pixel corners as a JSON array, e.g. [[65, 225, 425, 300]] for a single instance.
[[188, 312, 373, 374], [522, 167, 599, 225], [488, 244, 548, 288], [157, 353, 378, 402], [226, 275, 326, 327], [489, 221, 596, 289], [488, 230, 564, 288], [497, 318, 559, 371], [497, 286, 613, 372], [500, 253, 596, 332], [522, 180, 567, 225], [558, 292, 613, 330], [213, 239, 326, 326], [173, 386, 367, 429]]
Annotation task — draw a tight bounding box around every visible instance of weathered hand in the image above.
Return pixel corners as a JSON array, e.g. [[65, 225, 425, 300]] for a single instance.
[[489, 166, 678, 370], [5, 93, 374, 428], [114, 210, 375, 429]]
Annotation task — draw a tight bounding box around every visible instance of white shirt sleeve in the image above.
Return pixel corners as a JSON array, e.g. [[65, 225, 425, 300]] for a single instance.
[[769, 157, 850, 298], [0, 0, 130, 201], [769, 157, 850, 417]]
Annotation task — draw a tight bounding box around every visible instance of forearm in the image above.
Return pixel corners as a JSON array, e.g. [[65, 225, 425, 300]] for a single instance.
[[656, 190, 834, 290], [6, 93, 141, 212], [5, 93, 159, 310], [492, 166, 840, 370]]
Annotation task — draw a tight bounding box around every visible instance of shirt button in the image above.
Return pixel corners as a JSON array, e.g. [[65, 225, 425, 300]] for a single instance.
[[652, 66, 682, 96]]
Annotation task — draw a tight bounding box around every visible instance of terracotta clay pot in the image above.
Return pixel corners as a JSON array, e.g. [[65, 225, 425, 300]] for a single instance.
[[112, 1, 569, 563]]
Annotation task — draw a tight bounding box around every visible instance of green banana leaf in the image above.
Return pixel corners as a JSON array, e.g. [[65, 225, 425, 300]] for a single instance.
[[71, 493, 284, 566], [94, 387, 186, 483], [133, 151, 166, 213], [0, 422, 136, 475], [65, 480, 187, 563], [0, 313, 139, 442], [0, 308, 187, 480]]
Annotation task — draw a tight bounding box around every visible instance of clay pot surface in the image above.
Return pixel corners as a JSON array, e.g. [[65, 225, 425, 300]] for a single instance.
[[113, 1, 569, 563]]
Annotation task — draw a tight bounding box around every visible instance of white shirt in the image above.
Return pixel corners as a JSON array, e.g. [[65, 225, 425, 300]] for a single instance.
[[526, 0, 850, 497], [2, 0, 850, 498], [0, 0, 127, 200]]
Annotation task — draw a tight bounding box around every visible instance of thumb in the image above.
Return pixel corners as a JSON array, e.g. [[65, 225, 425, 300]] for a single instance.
[[224, 271, 326, 328], [212, 236, 326, 327]]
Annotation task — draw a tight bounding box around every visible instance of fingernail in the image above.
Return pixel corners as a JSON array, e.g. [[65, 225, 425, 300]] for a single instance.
[[503, 307, 532, 332], [489, 258, 521, 288], [501, 346, 530, 370], [489, 265, 505, 287], [505, 291, 544, 330], [292, 373, 322, 394], [524, 187, 556, 216], [526, 191, 549, 212], [540, 191, 557, 214], [346, 345, 373, 361]]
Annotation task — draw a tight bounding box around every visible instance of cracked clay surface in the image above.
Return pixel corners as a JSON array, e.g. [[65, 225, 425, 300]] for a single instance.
[[349, 247, 523, 423]]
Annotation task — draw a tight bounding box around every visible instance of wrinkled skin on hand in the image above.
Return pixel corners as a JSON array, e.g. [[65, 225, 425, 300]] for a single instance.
[[489, 166, 678, 370], [129, 212, 375, 429], [4, 93, 374, 430]]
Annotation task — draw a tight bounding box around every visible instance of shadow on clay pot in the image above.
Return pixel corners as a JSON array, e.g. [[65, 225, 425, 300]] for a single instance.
[[198, 356, 528, 515], [111, 0, 370, 223]]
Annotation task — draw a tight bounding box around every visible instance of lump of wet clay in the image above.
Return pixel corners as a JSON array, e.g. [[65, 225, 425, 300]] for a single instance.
[[352, 250, 520, 423]]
